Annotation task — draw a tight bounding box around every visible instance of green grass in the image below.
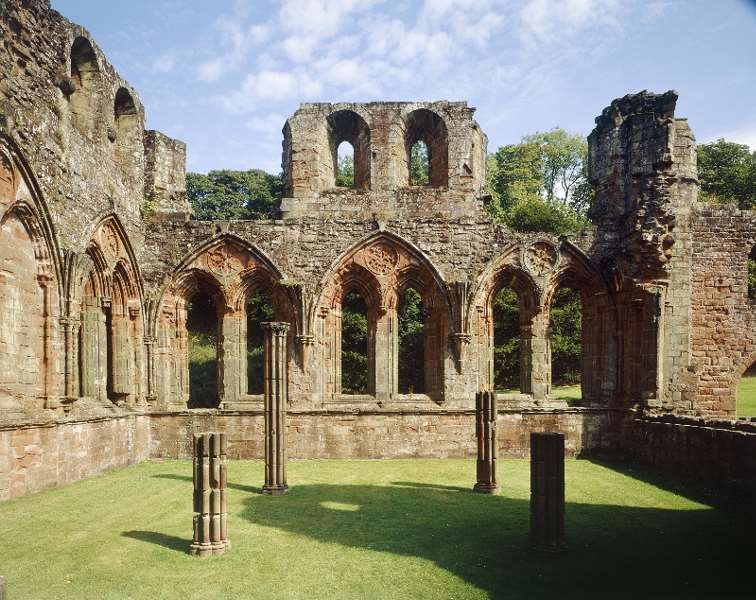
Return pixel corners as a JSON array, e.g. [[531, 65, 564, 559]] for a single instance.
[[498, 384, 582, 406], [1, 459, 754, 600], [737, 374, 756, 417]]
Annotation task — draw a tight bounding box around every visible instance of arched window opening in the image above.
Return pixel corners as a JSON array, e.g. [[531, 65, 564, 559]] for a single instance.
[[341, 290, 368, 394], [493, 286, 520, 393], [114, 87, 138, 170], [398, 288, 425, 394], [187, 290, 219, 408], [246, 291, 273, 394], [549, 286, 582, 405], [335, 141, 355, 188], [69, 37, 99, 137], [737, 362, 756, 417], [327, 110, 370, 190], [404, 109, 448, 187], [409, 141, 430, 187], [748, 245, 756, 301]]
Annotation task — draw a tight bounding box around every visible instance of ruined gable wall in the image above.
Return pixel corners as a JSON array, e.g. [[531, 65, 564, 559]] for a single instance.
[[0, 0, 186, 257]]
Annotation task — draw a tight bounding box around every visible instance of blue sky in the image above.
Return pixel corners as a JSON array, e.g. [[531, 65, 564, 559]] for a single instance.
[[52, 0, 756, 174]]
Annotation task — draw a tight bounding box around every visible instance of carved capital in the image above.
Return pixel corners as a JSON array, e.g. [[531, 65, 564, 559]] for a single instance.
[[261, 321, 291, 334]]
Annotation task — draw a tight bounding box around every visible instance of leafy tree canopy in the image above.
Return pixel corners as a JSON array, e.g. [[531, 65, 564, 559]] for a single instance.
[[186, 169, 282, 220], [697, 139, 756, 210], [486, 128, 591, 235]]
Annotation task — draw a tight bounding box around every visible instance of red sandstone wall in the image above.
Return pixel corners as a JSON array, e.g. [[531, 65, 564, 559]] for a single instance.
[[626, 416, 756, 494], [0, 415, 150, 500], [690, 207, 756, 414], [149, 409, 622, 460]]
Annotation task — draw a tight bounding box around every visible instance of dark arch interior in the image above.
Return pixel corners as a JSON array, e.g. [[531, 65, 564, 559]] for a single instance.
[[405, 109, 448, 187], [247, 290, 273, 394], [328, 110, 370, 190], [549, 285, 582, 404], [70, 37, 98, 87], [493, 285, 520, 392], [398, 287, 425, 394], [341, 289, 368, 394], [187, 290, 218, 408]]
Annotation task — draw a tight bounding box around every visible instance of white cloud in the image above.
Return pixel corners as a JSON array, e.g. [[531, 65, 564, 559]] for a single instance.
[[705, 123, 756, 150], [217, 70, 323, 112], [152, 52, 176, 73], [519, 0, 620, 40]]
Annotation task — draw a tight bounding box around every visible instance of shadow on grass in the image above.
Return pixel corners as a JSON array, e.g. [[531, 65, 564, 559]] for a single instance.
[[152, 473, 261, 494], [241, 482, 755, 600], [122, 530, 187, 553], [582, 457, 756, 512]]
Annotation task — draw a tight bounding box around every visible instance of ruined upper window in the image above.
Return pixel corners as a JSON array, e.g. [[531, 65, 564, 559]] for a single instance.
[[404, 109, 448, 188], [113, 87, 138, 170], [327, 110, 370, 190], [69, 37, 100, 138]]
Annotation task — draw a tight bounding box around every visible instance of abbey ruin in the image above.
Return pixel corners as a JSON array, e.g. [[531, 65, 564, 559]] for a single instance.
[[1, 0, 754, 500]]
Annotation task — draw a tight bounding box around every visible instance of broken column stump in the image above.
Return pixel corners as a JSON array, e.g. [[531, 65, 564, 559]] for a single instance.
[[473, 390, 500, 493], [261, 322, 290, 495], [189, 432, 229, 557], [530, 432, 565, 551]]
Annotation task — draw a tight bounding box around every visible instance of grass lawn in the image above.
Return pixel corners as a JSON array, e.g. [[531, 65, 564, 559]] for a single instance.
[[1, 459, 754, 600], [499, 384, 582, 406], [737, 374, 756, 417]]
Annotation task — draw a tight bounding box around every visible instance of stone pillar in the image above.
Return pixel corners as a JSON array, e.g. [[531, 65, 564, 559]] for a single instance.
[[530, 432, 565, 551], [261, 322, 290, 495], [528, 311, 551, 401], [473, 391, 500, 493], [189, 432, 229, 557]]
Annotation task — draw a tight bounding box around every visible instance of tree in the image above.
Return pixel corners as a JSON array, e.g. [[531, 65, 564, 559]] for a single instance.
[[410, 141, 430, 186], [341, 291, 368, 394], [398, 288, 425, 393], [697, 139, 756, 210], [335, 155, 354, 187], [486, 127, 592, 235], [186, 169, 282, 220]]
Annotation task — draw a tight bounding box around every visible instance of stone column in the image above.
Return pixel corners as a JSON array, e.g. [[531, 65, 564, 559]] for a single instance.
[[530, 432, 565, 551], [189, 432, 229, 557], [261, 322, 290, 495], [473, 391, 500, 493]]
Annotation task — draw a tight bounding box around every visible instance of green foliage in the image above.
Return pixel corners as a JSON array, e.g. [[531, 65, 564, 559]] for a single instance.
[[141, 192, 159, 218], [247, 292, 274, 394], [697, 139, 756, 210], [504, 197, 588, 235], [186, 169, 282, 220], [335, 154, 355, 188], [398, 288, 425, 393], [341, 291, 368, 394], [410, 141, 430, 186], [493, 287, 520, 391], [550, 287, 582, 386], [486, 128, 591, 235]]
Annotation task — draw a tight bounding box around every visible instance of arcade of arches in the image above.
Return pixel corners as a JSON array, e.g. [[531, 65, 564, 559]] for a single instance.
[[0, 0, 755, 501]]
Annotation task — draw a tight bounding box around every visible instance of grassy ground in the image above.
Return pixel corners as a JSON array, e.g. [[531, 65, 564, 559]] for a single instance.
[[737, 374, 756, 417], [499, 384, 582, 406], [1, 459, 754, 600]]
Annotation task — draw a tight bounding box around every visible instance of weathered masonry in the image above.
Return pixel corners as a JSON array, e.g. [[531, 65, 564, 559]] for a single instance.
[[1, 0, 754, 500]]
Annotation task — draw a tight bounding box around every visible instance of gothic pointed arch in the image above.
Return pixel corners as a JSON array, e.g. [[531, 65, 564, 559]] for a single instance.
[[152, 233, 291, 409], [316, 230, 450, 403], [0, 135, 63, 408]]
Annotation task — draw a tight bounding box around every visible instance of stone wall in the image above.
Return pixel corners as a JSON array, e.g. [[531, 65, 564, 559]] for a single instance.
[[149, 408, 623, 460], [688, 205, 756, 413], [0, 414, 150, 500], [625, 415, 756, 494]]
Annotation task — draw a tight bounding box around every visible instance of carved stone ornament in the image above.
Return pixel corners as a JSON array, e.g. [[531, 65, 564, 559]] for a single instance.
[[101, 224, 120, 259], [364, 242, 399, 276], [523, 242, 558, 277], [206, 245, 243, 277]]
